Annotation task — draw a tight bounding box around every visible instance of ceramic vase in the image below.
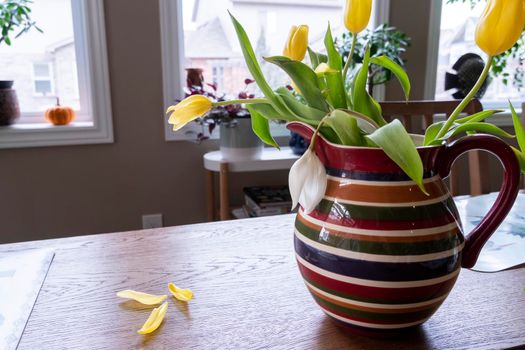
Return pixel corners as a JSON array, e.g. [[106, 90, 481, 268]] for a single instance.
[[287, 121, 520, 337]]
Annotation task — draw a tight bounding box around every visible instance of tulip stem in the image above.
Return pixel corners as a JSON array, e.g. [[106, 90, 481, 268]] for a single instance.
[[434, 55, 494, 141], [308, 115, 330, 152], [213, 98, 270, 107], [342, 33, 357, 82]]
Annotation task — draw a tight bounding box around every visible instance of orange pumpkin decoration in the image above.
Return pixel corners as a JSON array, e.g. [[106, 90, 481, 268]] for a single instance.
[[45, 98, 76, 126]]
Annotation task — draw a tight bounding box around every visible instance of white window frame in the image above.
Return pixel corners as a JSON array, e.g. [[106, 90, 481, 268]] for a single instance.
[[32, 62, 55, 96], [160, 0, 390, 142], [425, 0, 518, 126], [0, 0, 113, 149]]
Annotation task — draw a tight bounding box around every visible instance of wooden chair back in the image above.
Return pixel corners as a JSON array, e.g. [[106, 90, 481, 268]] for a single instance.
[[379, 100, 484, 196]]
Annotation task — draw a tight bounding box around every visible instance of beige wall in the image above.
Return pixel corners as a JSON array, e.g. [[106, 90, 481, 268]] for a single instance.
[[0, 0, 287, 244]]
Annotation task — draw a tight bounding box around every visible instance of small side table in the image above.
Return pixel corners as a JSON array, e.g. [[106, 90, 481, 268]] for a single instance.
[[203, 147, 300, 220]]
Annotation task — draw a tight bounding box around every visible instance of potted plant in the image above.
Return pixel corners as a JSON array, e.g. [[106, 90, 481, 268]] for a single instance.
[[0, 0, 41, 125], [339, 23, 410, 95], [167, 0, 525, 335], [181, 69, 264, 160]]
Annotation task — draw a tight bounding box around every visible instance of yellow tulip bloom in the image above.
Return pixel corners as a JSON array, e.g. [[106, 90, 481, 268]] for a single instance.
[[116, 290, 167, 305], [283, 25, 309, 61], [314, 62, 336, 75], [168, 282, 194, 302], [344, 0, 373, 34], [167, 95, 213, 131], [137, 302, 168, 334], [475, 0, 525, 56]]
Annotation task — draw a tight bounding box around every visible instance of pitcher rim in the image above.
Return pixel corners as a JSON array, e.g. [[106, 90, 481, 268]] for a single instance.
[[287, 121, 445, 150]]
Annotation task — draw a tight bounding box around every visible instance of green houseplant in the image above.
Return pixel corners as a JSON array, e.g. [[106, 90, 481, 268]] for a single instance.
[[339, 23, 410, 95]]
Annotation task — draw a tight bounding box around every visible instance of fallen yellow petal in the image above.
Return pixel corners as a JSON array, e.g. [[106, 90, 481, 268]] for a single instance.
[[168, 282, 193, 302], [116, 290, 167, 305], [137, 302, 168, 334]]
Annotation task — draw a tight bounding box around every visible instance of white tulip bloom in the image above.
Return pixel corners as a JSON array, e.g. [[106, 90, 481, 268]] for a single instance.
[[289, 148, 327, 214]]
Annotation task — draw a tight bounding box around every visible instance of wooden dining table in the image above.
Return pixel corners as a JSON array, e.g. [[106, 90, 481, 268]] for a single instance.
[[2, 193, 525, 350]]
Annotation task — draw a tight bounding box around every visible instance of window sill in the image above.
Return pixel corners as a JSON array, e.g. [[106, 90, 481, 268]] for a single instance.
[[0, 120, 113, 149]]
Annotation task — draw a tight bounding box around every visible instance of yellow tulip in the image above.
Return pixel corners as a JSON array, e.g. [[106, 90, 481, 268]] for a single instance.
[[283, 25, 309, 61], [167, 95, 213, 131], [344, 0, 373, 34], [475, 0, 525, 56], [314, 62, 336, 75]]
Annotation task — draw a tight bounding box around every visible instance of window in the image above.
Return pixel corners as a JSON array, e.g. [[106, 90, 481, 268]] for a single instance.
[[0, 0, 113, 149], [434, 1, 525, 109], [160, 0, 388, 141], [32, 62, 55, 96]]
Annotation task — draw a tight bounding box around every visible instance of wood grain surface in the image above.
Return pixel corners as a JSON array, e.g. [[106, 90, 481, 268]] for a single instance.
[[1, 215, 524, 350]]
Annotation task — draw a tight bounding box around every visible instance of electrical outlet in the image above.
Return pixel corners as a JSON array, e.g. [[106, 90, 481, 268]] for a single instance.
[[142, 214, 163, 229]]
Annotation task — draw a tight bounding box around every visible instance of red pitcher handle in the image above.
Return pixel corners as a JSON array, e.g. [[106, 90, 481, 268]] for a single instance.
[[435, 135, 521, 268]]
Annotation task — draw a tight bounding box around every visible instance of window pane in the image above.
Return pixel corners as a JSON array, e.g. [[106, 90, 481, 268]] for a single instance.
[[34, 80, 53, 95], [435, 2, 525, 107], [0, 0, 81, 116]]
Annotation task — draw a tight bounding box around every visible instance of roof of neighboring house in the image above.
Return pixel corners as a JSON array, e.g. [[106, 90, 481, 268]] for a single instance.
[[46, 37, 74, 53], [185, 17, 235, 59]]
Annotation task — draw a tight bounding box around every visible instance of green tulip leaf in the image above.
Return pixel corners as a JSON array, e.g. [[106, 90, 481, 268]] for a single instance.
[[455, 109, 503, 124], [338, 109, 380, 133], [428, 122, 515, 145], [247, 103, 284, 120], [307, 47, 327, 70], [424, 121, 461, 145], [509, 101, 525, 153], [246, 105, 279, 149], [324, 23, 342, 71], [352, 47, 386, 126], [511, 146, 525, 173], [323, 71, 347, 109], [424, 121, 446, 146], [318, 125, 343, 144], [370, 56, 411, 101], [229, 13, 297, 119], [323, 109, 366, 146], [366, 119, 426, 193], [275, 87, 325, 122], [264, 56, 329, 112]]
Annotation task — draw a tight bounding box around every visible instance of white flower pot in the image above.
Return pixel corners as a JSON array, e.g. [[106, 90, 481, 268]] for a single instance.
[[220, 118, 263, 160]]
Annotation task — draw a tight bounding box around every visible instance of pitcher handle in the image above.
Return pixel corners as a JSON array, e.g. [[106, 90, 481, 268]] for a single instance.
[[435, 134, 521, 268]]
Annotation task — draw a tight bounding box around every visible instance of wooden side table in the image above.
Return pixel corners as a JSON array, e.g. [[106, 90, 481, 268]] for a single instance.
[[203, 147, 299, 220]]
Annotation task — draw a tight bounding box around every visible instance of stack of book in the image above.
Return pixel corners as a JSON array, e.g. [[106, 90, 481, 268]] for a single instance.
[[242, 186, 292, 217]]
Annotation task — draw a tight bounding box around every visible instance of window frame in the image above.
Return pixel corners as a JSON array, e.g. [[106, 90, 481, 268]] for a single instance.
[[160, 0, 390, 142], [0, 0, 113, 149]]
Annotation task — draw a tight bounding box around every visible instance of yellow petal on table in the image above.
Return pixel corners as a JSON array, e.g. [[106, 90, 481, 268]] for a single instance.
[[116, 290, 167, 305], [137, 301, 169, 334], [168, 283, 194, 302]]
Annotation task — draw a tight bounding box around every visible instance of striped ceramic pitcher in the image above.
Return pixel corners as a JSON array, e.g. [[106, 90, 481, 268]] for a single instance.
[[287, 121, 520, 336]]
